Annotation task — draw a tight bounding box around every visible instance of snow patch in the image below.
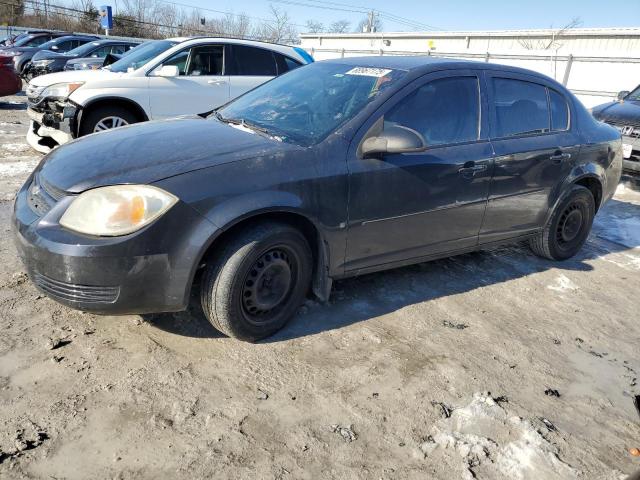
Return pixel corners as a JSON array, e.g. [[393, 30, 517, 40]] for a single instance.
[[1, 143, 29, 153], [0, 160, 39, 177], [419, 392, 579, 479], [547, 274, 579, 292]]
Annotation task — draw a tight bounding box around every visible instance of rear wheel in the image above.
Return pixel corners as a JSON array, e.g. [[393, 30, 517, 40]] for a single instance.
[[200, 221, 312, 342], [79, 105, 139, 136], [529, 185, 595, 260]]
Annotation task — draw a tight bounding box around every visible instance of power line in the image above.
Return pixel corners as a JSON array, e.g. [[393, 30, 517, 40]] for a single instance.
[[268, 0, 442, 31]]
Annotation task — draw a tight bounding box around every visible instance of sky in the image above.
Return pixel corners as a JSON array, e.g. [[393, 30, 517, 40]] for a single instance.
[[160, 0, 640, 32]]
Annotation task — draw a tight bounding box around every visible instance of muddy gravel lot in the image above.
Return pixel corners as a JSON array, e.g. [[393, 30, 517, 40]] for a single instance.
[[1, 91, 640, 480]]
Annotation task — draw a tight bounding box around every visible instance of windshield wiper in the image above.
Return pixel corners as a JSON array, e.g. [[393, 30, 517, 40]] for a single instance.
[[221, 116, 282, 140]]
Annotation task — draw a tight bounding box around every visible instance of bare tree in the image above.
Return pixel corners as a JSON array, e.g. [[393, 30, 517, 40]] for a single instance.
[[305, 19, 324, 33], [253, 5, 298, 43], [329, 19, 350, 33], [519, 17, 582, 50]]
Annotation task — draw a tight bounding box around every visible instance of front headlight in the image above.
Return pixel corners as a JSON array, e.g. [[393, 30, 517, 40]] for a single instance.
[[34, 59, 55, 66], [40, 81, 85, 99], [4, 50, 22, 56], [60, 185, 178, 236]]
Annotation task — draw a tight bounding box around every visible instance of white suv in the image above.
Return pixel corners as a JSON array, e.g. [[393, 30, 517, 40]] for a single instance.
[[25, 37, 313, 152]]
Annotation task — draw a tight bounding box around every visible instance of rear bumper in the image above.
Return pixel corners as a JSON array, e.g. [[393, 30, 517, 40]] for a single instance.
[[12, 176, 219, 315]]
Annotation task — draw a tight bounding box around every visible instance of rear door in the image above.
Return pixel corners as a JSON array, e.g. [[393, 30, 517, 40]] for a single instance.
[[227, 44, 278, 100], [345, 70, 494, 272], [147, 43, 230, 119], [481, 73, 579, 242]]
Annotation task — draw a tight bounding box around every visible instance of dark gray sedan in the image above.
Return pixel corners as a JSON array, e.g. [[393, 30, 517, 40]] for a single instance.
[[13, 57, 623, 341]]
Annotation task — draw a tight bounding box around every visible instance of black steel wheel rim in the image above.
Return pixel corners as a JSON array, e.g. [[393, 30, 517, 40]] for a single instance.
[[556, 202, 584, 246], [241, 246, 297, 325]]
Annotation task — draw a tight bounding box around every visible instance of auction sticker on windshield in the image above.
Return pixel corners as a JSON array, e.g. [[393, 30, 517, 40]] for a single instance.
[[346, 67, 392, 77]]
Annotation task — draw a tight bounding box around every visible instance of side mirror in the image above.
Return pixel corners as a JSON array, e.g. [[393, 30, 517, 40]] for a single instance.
[[154, 65, 179, 78], [361, 125, 426, 158], [617, 90, 630, 101]]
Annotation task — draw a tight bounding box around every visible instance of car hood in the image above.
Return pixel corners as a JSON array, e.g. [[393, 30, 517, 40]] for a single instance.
[[29, 68, 119, 86], [38, 118, 296, 193], [592, 99, 640, 125], [31, 50, 73, 62]]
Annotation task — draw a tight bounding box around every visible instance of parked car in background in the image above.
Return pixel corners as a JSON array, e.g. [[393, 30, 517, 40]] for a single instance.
[[25, 37, 313, 152], [0, 55, 22, 97], [591, 85, 640, 174], [64, 51, 126, 71], [0, 30, 66, 49], [13, 57, 622, 341], [2, 34, 99, 75], [25, 38, 141, 79]]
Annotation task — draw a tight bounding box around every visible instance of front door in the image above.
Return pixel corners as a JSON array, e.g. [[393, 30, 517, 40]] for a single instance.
[[481, 73, 580, 243], [148, 44, 230, 120], [345, 71, 494, 273]]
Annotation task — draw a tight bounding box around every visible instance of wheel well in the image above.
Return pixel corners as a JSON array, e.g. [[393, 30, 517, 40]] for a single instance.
[[195, 211, 323, 295], [574, 177, 603, 212], [79, 98, 148, 133]]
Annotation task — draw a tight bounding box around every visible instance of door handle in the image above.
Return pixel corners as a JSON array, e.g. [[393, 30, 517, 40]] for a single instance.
[[550, 152, 571, 163], [458, 163, 488, 177], [207, 79, 227, 85]]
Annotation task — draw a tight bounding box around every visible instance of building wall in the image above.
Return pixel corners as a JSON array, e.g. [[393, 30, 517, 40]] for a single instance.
[[301, 28, 640, 107]]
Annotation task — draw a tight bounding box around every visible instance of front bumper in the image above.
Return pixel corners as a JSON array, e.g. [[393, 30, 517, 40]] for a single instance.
[[26, 102, 77, 153], [620, 135, 640, 173], [12, 175, 218, 315]]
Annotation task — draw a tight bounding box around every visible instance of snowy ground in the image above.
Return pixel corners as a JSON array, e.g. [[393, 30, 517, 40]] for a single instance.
[[1, 91, 639, 479]]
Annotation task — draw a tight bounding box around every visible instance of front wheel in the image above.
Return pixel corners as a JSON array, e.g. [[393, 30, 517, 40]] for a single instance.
[[529, 185, 595, 260], [79, 105, 139, 136], [200, 221, 312, 342]]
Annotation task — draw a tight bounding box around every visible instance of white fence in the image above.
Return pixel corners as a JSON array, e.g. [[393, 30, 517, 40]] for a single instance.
[[301, 29, 640, 108]]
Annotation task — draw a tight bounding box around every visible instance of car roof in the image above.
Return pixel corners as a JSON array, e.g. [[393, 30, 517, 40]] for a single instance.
[[324, 55, 558, 81], [86, 39, 141, 46], [173, 36, 303, 57], [50, 34, 100, 42]]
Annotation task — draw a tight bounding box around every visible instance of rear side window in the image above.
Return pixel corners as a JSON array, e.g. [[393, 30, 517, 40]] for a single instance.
[[274, 53, 302, 74], [549, 89, 569, 131], [385, 76, 480, 146], [492, 78, 549, 137], [230, 45, 277, 76]]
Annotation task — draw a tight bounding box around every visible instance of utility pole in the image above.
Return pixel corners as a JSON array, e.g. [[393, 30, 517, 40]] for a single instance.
[[364, 10, 377, 33]]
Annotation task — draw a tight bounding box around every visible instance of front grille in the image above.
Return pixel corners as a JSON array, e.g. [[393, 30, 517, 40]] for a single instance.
[[33, 273, 120, 304], [27, 173, 65, 216]]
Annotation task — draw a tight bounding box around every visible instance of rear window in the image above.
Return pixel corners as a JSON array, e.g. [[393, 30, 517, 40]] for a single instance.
[[230, 45, 277, 76], [492, 78, 549, 137]]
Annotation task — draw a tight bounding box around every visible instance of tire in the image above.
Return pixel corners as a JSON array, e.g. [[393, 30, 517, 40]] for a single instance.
[[200, 221, 312, 342], [79, 105, 139, 136], [529, 185, 595, 260]]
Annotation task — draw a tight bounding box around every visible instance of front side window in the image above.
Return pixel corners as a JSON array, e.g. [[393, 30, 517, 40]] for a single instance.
[[492, 78, 549, 137], [230, 45, 277, 76], [218, 62, 407, 145], [385, 76, 480, 146], [162, 49, 189, 75], [186, 45, 223, 76]]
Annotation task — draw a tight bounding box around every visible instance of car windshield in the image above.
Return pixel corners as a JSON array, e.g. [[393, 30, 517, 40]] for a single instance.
[[108, 40, 178, 73], [627, 86, 640, 101], [67, 41, 102, 57], [217, 62, 407, 146], [38, 37, 70, 50]]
